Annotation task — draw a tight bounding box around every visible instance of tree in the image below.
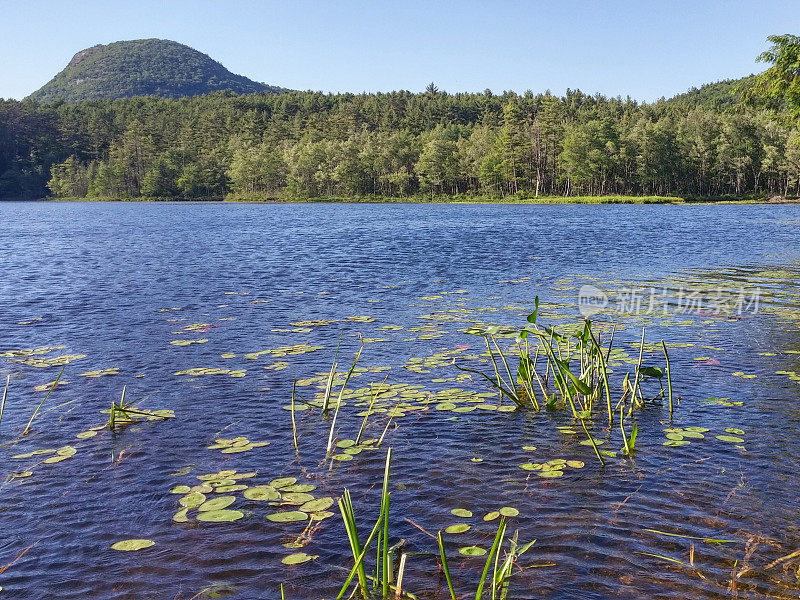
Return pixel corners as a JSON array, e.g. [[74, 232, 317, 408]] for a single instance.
[[754, 34, 800, 115]]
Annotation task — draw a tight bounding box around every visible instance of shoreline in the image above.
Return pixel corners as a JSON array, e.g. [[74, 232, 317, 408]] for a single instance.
[[3, 195, 799, 205]]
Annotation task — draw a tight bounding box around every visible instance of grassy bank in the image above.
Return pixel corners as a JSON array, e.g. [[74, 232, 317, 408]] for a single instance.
[[15, 193, 798, 204]]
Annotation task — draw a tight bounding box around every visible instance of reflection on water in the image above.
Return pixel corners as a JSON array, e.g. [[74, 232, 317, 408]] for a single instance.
[[0, 202, 799, 599]]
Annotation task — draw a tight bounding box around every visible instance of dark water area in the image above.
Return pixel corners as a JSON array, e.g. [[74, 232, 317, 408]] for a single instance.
[[1, 202, 799, 599]]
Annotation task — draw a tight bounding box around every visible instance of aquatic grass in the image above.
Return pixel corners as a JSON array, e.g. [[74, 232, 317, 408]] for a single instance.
[[291, 379, 299, 453], [0, 375, 8, 430], [662, 340, 674, 417], [326, 341, 364, 455], [22, 368, 64, 435]]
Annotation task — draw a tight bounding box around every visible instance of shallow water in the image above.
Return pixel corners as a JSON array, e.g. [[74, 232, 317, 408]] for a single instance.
[[1, 202, 799, 599]]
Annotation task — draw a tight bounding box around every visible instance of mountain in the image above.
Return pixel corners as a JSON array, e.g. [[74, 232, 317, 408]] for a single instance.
[[664, 75, 757, 108], [27, 39, 284, 102]]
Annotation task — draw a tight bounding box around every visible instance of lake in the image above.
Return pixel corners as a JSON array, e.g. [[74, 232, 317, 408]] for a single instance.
[[1, 201, 799, 599]]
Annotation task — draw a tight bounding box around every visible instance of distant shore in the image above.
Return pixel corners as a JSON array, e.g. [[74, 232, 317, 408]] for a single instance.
[[5, 194, 799, 204]]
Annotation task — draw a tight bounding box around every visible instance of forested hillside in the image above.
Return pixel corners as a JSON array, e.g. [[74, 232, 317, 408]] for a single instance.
[[28, 39, 282, 103], [1, 81, 798, 201]]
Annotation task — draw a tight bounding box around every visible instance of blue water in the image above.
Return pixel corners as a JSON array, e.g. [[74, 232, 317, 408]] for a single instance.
[[1, 201, 799, 599]]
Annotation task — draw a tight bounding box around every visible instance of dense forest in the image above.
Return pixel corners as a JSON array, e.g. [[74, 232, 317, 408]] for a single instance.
[[1, 71, 798, 201]]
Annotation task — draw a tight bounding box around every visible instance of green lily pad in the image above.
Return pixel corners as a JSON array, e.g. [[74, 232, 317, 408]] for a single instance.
[[332, 454, 353, 461], [198, 496, 236, 512], [270, 477, 298, 489], [665, 432, 684, 441], [111, 539, 155, 551], [76, 430, 98, 439], [537, 470, 564, 478], [299, 497, 335, 513], [196, 509, 243, 522], [309, 510, 336, 521], [172, 508, 189, 523], [445, 523, 471, 534], [565, 460, 585, 469], [680, 431, 705, 439], [716, 435, 745, 443], [663, 440, 691, 447], [281, 492, 315, 505], [499, 507, 519, 517], [336, 439, 356, 448], [282, 552, 318, 565], [522, 445, 537, 451], [267, 511, 308, 523], [579, 439, 604, 446], [243, 486, 280, 501], [281, 484, 316, 493], [179, 492, 206, 508], [519, 463, 540, 471], [215, 484, 248, 493], [483, 511, 500, 521], [451, 508, 472, 518], [724, 428, 745, 435], [684, 427, 710, 432], [459, 546, 487, 556], [170, 485, 191, 494]]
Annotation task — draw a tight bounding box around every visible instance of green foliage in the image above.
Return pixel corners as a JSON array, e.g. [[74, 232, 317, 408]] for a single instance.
[[2, 66, 800, 201], [754, 34, 800, 115], [28, 39, 282, 103]]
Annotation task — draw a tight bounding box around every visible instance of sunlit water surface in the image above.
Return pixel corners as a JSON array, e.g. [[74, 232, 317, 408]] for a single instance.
[[1, 202, 800, 599]]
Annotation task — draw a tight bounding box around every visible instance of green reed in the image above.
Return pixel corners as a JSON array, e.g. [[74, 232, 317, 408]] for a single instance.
[[0, 375, 9, 430], [22, 368, 64, 435]]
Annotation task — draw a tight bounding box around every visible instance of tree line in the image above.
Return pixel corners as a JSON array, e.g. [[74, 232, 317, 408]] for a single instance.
[[1, 79, 798, 201]]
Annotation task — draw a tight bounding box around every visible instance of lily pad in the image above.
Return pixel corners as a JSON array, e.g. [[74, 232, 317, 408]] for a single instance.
[[198, 496, 236, 512], [299, 497, 335, 513], [282, 552, 318, 565], [537, 470, 564, 478], [196, 509, 244, 522], [111, 539, 155, 551], [445, 523, 471, 534], [281, 492, 315, 505], [565, 460, 585, 469], [451, 508, 472, 518], [483, 511, 500, 521], [499, 507, 519, 517], [243, 486, 280, 501], [281, 484, 316, 493], [716, 434, 745, 443], [270, 477, 298, 489], [170, 485, 191, 494], [459, 546, 487, 556], [724, 428, 745, 435], [309, 510, 336, 521], [179, 492, 206, 508], [172, 508, 189, 523], [267, 511, 308, 523]]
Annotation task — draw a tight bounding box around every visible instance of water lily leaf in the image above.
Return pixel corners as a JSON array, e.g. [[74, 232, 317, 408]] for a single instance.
[[196, 509, 243, 522], [332, 454, 353, 461], [665, 432, 684, 441], [281, 492, 315, 505], [281, 484, 316, 493], [299, 497, 335, 513], [309, 510, 336, 521], [519, 463, 541, 471], [663, 440, 690, 447], [716, 435, 745, 443], [483, 511, 500, 521], [269, 477, 297, 489], [724, 428, 745, 435], [111, 539, 155, 551], [267, 511, 308, 523], [76, 430, 98, 439], [537, 470, 564, 478], [198, 496, 236, 512], [451, 508, 472, 518], [445, 524, 471, 534], [172, 508, 189, 523], [244, 486, 280, 501], [179, 492, 206, 508], [170, 485, 191, 494], [499, 507, 519, 517], [336, 439, 356, 448], [565, 460, 585, 469], [282, 552, 318, 565], [459, 546, 487, 556], [215, 484, 248, 493]]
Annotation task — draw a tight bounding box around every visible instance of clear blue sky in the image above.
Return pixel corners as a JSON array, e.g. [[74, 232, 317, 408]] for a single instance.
[[1, 0, 798, 101]]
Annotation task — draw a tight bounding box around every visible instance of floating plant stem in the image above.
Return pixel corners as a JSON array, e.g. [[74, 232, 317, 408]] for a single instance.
[[326, 343, 364, 455], [0, 375, 8, 430], [357, 374, 389, 445], [436, 531, 458, 600], [291, 378, 299, 453], [23, 368, 63, 435], [322, 332, 344, 414], [628, 328, 646, 413], [587, 323, 613, 424], [661, 340, 674, 417], [579, 419, 605, 466], [394, 552, 407, 600]]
